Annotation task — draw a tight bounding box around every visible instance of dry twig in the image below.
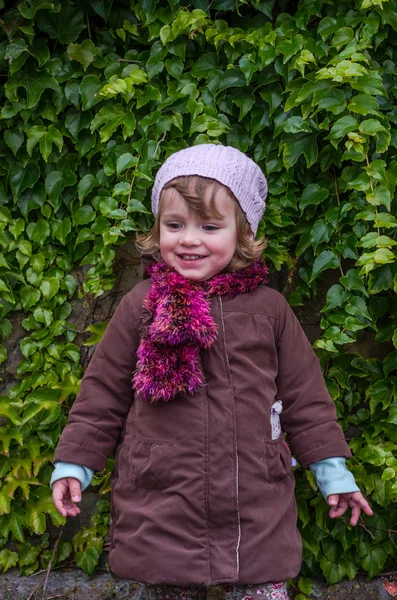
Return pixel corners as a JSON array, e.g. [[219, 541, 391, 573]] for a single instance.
[[41, 529, 63, 600]]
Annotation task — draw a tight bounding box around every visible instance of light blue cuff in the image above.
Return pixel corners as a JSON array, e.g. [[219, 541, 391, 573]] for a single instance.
[[50, 461, 94, 492], [309, 457, 360, 500]]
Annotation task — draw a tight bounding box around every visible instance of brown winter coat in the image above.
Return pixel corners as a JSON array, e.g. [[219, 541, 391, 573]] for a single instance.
[[54, 279, 351, 585]]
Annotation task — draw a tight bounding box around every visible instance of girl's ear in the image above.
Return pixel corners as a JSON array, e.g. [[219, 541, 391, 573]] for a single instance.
[[246, 224, 254, 240]]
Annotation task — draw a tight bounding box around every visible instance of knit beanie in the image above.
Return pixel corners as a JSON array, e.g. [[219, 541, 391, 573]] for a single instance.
[[151, 144, 268, 236]]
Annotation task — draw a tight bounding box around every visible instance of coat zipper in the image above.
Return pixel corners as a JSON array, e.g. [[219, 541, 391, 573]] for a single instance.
[[219, 297, 241, 576]]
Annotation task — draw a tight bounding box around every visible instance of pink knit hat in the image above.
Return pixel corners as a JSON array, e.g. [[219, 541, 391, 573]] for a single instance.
[[151, 144, 268, 235]]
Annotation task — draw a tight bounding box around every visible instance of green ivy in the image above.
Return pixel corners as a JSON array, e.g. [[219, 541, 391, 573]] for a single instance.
[[0, 0, 396, 584]]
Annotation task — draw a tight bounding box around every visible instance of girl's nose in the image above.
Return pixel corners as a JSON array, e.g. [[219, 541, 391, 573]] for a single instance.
[[180, 227, 201, 246]]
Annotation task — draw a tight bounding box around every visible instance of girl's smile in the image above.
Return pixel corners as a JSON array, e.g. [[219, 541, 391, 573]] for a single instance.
[[159, 185, 238, 281]]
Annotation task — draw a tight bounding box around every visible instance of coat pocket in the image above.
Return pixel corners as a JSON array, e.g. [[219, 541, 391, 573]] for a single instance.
[[127, 434, 175, 490], [263, 440, 292, 482]]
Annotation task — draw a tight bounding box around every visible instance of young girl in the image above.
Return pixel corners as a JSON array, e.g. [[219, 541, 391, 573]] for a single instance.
[[51, 145, 372, 600]]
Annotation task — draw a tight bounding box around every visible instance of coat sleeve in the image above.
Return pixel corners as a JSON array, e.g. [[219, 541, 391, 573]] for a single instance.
[[54, 292, 140, 471], [275, 294, 351, 468]]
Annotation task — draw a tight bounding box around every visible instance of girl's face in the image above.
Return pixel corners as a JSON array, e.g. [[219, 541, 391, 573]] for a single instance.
[[159, 184, 238, 281]]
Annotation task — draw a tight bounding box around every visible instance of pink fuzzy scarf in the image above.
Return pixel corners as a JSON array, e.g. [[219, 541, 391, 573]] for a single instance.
[[132, 260, 269, 403]]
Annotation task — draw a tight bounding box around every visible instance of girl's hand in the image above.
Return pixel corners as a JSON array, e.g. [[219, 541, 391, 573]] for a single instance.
[[327, 492, 373, 526], [52, 478, 82, 518]]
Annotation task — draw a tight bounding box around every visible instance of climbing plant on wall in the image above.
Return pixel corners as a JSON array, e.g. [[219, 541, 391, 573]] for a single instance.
[[0, 0, 396, 586]]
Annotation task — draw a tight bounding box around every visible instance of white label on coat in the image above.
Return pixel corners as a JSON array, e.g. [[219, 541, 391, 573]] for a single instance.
[[270, 400, 283, 440]]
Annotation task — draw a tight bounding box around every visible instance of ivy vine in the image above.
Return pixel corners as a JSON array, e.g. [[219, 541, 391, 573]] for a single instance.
[[0, 0, 396, 587]]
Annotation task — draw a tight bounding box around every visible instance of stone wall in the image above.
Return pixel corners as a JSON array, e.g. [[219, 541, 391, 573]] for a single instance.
[[0, 570, 392, 599]]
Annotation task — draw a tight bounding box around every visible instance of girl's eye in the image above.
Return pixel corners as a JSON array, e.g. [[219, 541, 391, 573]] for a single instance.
[[167, 223, 182, 230], [202, 225, 219, 231]]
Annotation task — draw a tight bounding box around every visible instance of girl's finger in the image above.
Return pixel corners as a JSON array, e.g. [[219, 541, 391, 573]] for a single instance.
[[349, 493, 373, 514], [329, 501, 349, 518], [52, 489, 67, 517], [354, 495, 373, 516], [349, 503, 361, 526], [67, 479, 82, 503]]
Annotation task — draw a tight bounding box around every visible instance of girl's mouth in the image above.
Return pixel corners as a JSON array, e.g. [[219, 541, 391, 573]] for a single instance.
[[178, 254, 205, 261]]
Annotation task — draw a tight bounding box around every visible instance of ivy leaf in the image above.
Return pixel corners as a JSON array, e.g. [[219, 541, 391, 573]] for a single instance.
[[345, 296, 372, 322], [17, 1, 61, 19], [73, 205, 96, 225], [40, 277, 60, 300], [5, 508, 26, 542], [18, 543, 41, 569], [83, 321, 108, 346], [360, 444, 386, 466], [232, 91, 255, 121], [321, 285, 349, 312], [320, 557, 346, 585], [0, 344, 7, 364], [75, 545, 100, 575], [318, 17, 339, 40], [63, 342, 80, 362], [367, 380, 393, 413], [340, 269, 368, 296], [52, 373, 81, 401], [91, 0, 113, 19], [366, 185, 391, 210], [75, 228, 95, 245], [52, 218, 72, 245], [26, 125, 63, 162], [4, 473, 41, 501], [63, 274, 78, 297], [20, 286, 41, 310], [317, 88, 346, 115], [350, 71, 385, 96], [31, 253, 46, 274], [328, 115, 358, 145], [116, 153, 139, 174], [4, 129, 24, 156], [36, 7, 85, 43], [348, 94, 381, 117], [310, 250, 340, 282], [300, 184, 329, 211], [239, 54, 259, 85], [359, 120, 385, 138], [135, 84, 161, 108], [27, 218, 51, 246], [310, 220, 331, 252], [0, 318, 12, 342], [146, 56, 165, 80], [67, 39, 96, 71], [90, 104, 136, 142], [282, 133, 318, 168], [26, 487, 65, 534], [374, 213, 397, 228], [65, 79, 81, 108], [298, 577, 314, 596], [80, 75, 103, 110], [165, 57, 184, 80], [0, 397, 21, 424], [33, 307, 53, 327], [0, 549, 18, 573], [0, 490, 11, 515], [217, 68, 246, 94], [191, 53, 217, 78], [45, 171, 64, 212], [9, 162, 40, 201], [5, 69, 61, 109], [78, 174, 97, 202], [361, 547, 387, 579]]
